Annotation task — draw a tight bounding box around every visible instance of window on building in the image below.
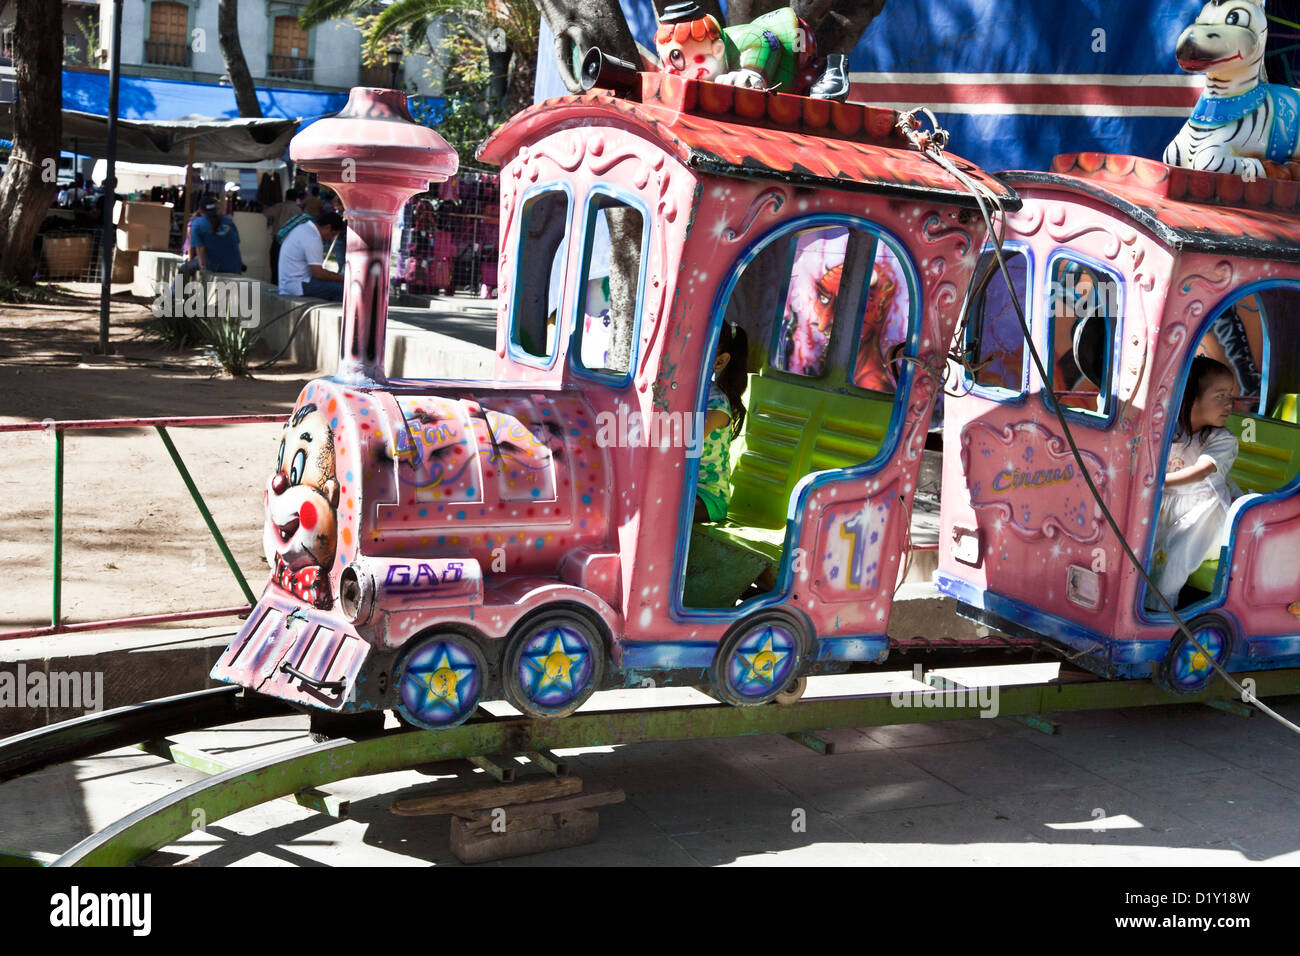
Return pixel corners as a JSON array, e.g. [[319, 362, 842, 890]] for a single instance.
[[1047, 256, 1119, 418], [269, 15, 312, 80], [573, 196, 644, 379], [510, 190, 570, 363], [964, 249, 1028, 395], [145, 1, 190, 67]]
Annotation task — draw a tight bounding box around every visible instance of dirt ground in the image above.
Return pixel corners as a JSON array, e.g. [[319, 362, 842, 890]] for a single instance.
[[0, 283, 316, 631]]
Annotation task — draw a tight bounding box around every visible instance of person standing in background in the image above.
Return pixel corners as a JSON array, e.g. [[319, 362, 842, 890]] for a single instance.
[[304, 185, 324, 218], [266, 188, 305, 233], [189, 195, 244, 276]]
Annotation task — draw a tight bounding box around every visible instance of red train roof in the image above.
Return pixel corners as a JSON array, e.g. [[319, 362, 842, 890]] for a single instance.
[[1000, 153, 1300, 262], [479, 73, 1019, 211]]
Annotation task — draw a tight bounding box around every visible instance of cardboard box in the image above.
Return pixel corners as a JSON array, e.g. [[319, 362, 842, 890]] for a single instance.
[[111, 248, 138, 282], [113, 200, 172, 251], [42, 235, 93, 278], [116, 223, 151, 251]]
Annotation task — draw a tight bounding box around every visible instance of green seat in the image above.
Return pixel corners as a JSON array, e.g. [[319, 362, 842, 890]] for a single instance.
[[1186, 412, 1300, 592], [684, 372, 894, 607]]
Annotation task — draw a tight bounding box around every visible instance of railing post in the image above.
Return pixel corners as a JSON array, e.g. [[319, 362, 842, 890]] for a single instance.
[[154, 425, 257, 606], [52, 427, 63, 627]]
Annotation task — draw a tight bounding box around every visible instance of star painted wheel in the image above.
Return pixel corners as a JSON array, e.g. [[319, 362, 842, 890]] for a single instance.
[[503, 611, 606, 718], [712, 613, 805, 707], [1155, 614, 1234, 696], [394, 632, 488, 729]]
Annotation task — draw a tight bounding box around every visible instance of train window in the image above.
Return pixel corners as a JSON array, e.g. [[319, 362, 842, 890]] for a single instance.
[[510, 189, 570, 361], [1198, 290, 1273, 416], [572, 195, 644, 379], [964, 249, 1028, 395], [850, 239, 912, 394], [1046, 256, 1119, 418]]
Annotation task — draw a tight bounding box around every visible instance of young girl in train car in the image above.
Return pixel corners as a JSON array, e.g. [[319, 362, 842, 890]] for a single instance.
[[1149, 356, 1243, 610], [694, 321, 749, 523]]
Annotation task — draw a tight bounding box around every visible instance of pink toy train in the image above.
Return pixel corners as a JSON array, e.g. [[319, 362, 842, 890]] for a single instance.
[[212, 77, 1300, 730]]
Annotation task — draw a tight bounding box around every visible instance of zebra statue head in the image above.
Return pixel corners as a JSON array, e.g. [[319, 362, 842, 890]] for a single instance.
[[1175, 1, 1270, 93]]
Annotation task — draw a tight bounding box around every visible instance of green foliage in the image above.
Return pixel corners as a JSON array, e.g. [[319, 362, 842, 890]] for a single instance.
[[298, 0, 539, 167], [143, 284, 262, 375], [414, 31, 497, 168], [200, 310, 262, 377], [0, 278, 57, 304]]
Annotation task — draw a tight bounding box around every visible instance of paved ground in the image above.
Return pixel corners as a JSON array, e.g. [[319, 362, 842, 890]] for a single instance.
[[3, 660, 1298, 867]]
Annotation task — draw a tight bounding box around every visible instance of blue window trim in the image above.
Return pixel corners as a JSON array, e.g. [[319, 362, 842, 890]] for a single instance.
[[1037, 249, 1124, 430], [505, 181, 574, 373], [669, 213, 923, 626], [960, 241, 1034, 404], [1137, 277, 1300, 626], [567, 184, 650, 389]]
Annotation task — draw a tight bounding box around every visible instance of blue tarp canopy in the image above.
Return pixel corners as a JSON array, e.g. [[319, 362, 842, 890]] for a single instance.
[[62, 69, 349, 127]]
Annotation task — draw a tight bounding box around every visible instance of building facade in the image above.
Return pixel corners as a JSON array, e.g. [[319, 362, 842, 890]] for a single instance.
[[94, 0, 442, 97]]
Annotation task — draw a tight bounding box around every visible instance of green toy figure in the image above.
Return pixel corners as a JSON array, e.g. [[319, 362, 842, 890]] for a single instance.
[[653, 1, 849, 100]]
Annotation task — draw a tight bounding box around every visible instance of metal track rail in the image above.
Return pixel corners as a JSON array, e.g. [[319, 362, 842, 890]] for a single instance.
[[0, 686, 294, 784], [46, 667, 1300, 867]]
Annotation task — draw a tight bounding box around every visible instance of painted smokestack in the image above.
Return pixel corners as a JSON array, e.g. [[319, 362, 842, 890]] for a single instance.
[[290, 87, 458, 383]]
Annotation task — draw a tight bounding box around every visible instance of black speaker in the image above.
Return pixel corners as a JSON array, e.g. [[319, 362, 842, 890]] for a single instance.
[[580, 47, 641, 94]]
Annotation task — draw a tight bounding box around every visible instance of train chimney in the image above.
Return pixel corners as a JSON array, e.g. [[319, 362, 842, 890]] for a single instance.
[[290, 87, 458, 384]]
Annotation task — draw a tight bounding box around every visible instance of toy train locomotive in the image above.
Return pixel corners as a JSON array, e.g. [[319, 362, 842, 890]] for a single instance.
[[212, 68, 1300, 728]]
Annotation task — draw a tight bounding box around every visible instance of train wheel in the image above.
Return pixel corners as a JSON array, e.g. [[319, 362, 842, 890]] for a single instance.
[[1155, 614, 1234, 696], [712, 612, 805, 707], [775, 676, 807, 706], [394, 632, 489, 729], [503, 610, 606, 718]]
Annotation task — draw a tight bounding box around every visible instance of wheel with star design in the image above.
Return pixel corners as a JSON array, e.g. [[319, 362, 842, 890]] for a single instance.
[[1154, 613, 1235, 696], [711, 612, 806, 707], [502, 609, 606, 718], [393, 631, 489, 729]]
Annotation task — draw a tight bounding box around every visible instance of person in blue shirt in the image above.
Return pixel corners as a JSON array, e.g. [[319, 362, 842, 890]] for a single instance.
[[189, 196, 244, 275]]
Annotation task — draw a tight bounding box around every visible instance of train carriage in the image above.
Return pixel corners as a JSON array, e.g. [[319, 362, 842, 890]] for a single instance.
[[210, 77, 1013, 727], [940, 152, 1300, 693]]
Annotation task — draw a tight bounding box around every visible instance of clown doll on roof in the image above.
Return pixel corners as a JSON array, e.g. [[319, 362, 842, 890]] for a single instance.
[[653, 1, 850, 100]]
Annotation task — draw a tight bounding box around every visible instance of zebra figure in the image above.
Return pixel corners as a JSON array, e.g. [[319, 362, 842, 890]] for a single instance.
[[1164, 0, 1300, 181]]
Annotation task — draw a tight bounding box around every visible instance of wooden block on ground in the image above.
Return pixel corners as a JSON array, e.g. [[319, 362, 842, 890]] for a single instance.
[[390, 775, 582, 817], [464, 789, 625, 833], [450, 809, 599, 864]]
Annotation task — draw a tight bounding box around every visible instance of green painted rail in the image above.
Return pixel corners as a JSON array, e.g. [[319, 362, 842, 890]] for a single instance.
[[52, 668, 1300, 867]]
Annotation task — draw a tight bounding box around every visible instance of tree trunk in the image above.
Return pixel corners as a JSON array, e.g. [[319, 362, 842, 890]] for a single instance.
[[218, 0, 263, 118], [810, 0, 887, 56], [532, 0, 638, 93], [725, 0, 788, 27], [0, 0, 63, 283]]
